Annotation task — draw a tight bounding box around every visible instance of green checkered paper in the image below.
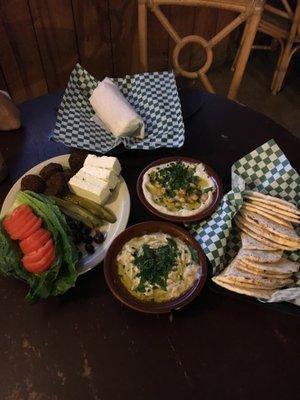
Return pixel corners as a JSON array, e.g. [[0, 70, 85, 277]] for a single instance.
[[189, 139, 300, 304], [51, 64, 185, 153]]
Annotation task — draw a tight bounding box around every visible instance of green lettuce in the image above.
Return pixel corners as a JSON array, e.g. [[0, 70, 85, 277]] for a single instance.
[[0, 191, 79, 302]]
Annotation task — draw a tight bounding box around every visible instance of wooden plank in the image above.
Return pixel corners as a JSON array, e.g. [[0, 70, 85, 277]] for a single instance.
[[0, 65, 9, 94], [168, 6, 196, 70], [190, 7, 219, 70], [109, 0, 140, 76], [213, 9, 236, 67], [28, 0, 79, 92], [0, 0, 48, 103], [148, 5, 170, 71], [71, 0, 113, 79]]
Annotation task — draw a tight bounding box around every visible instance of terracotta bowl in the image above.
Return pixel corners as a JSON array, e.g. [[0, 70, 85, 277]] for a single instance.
[[137, 156, 223, 223], [104, 221, 207, 314]]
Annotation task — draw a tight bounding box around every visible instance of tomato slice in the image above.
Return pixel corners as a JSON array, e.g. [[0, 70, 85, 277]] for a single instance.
[[10, 216, 41, 240], [20, 229, 51, 254], [4, 212, 37, 237], [11, 218, 42, 240], [23, 247, 55, 274], [10, 204, 32, 219], [22, 239, 54, 264], [34, 253, 55, 274]]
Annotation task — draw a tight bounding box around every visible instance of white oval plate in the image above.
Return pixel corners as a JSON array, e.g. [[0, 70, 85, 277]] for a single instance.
[[0, 154, 131, 275]]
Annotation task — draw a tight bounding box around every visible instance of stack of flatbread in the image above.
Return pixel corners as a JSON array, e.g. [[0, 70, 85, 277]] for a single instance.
[[212, 191, 300, 300]]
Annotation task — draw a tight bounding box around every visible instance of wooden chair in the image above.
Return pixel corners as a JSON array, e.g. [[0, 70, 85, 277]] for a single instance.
[[138, 0, 265, 100], [259, 0, 300, 94], [233, 1, 300, 94]]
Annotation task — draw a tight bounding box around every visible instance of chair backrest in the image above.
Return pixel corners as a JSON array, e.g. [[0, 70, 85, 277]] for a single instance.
[[263, 0, 300, 37], [138, 0, 264, 99]]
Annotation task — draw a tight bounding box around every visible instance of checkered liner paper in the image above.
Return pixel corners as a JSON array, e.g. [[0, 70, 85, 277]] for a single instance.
[[189, 139, 300, 304], [51, 64, 185, 153]]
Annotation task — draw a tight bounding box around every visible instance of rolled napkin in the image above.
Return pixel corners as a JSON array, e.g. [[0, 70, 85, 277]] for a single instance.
[[89, 77, 145, 139]]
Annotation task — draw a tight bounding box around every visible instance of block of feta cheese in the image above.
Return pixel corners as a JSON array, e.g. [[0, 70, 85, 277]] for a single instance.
[[77, 165, 119, 189], [69, 176, 110, 204], [84, 155, 121, 175]]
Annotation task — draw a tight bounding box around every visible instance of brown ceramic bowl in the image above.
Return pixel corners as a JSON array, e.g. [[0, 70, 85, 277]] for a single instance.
[[137, 156, 223, 223], [104, 221, 207, 314]]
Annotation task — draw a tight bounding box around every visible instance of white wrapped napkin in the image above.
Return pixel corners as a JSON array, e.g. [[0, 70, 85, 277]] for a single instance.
[[89, 77, 145, 139]]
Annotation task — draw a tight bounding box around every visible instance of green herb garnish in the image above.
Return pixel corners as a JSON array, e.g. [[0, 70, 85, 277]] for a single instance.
[[150, 161, 199, 196], [188, 246, 199, 264], [133, 238, 178, 292]]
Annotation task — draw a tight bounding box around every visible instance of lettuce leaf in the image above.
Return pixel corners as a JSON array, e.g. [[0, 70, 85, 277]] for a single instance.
[[0, 190, 79, 302]]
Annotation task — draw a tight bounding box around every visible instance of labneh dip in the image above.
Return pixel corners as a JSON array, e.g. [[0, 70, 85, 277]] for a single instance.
[[117, 233, 200, 302]]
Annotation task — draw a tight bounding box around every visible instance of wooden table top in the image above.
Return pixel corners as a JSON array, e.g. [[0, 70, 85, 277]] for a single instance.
[[0, 89, 299, 400]]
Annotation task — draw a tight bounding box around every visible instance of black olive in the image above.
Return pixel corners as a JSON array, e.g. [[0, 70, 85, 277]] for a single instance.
[[85, 243, 95, 254], [68, 218, 77, 229], [76, 232, 84, 243], [76, 221, 84, 230], [82, 226, 92, 235], [93, 231, 105, 244], [82, 235, 93, 244], [73, 233, 81, 245]]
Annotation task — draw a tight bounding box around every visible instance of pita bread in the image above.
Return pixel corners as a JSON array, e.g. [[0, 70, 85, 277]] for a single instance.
[[215, 257, 292, 289], [241, 203, 292, 227], [236, 261, 292, 279], [241, 232, 276, 251], [245, 200, 300, 223], [235, 215, 298, 250], [212, 277, 275, 300], [239, 257, 300, 274], [244, 191, 300, 213], [238, 248, 282, 263], [241, 210, 300, 243], [236, 214, 300, 249]]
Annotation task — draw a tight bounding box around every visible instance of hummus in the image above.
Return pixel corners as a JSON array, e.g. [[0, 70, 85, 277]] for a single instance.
[[117, 233, 200, 303], [142, 161, 215, 217]]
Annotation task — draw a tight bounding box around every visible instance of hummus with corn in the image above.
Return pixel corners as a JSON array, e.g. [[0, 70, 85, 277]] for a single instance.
[[117, 233, 200, 303], [142, 161, 215, 217]]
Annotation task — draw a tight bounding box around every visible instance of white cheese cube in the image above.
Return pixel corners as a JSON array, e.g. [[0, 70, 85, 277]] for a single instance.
[[68, 176, 110, 204], [84, 155, 121, 175], [78, 166, 119, 189]]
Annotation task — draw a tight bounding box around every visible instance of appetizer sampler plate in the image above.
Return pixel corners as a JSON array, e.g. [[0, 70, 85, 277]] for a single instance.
[[104, 221, 207, 314], [0, 155, 130, 275], [137, 156, 223, 223]]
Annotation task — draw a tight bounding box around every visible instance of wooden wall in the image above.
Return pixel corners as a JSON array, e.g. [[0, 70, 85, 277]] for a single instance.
[[0, 0, 237, 103]]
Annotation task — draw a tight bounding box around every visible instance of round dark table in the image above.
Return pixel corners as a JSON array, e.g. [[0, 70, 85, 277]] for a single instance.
[[0, 89, 299, 400]]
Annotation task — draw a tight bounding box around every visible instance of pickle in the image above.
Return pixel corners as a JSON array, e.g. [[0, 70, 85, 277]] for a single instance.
[[64, 194, 116, 223], [51, 196, 103, 228]]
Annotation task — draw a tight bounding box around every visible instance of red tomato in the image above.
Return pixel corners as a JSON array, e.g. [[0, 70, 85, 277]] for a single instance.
[[10, 217, 42, 240], [10, 204, 32, 219], [22, 239, 54, 264], [34, 253, 55, 274], [23, 248, 55, 274], [4, 213, 37, 237], [19, 229, 51, 254]]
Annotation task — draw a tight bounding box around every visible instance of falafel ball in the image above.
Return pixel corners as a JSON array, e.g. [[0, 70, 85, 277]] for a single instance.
[[40, 162, 63, 180], [21, 174, 46, 193], [62, 168, 75, 182], [44, 172, 67, 196], [69, 150, 87, 172]]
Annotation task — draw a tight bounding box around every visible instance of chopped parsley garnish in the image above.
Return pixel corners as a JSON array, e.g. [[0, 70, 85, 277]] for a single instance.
[[133, 238, 178, 292], [188, 246, 199, 264], [150, 161, 199, 197], [147, 161, 214, 212]]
